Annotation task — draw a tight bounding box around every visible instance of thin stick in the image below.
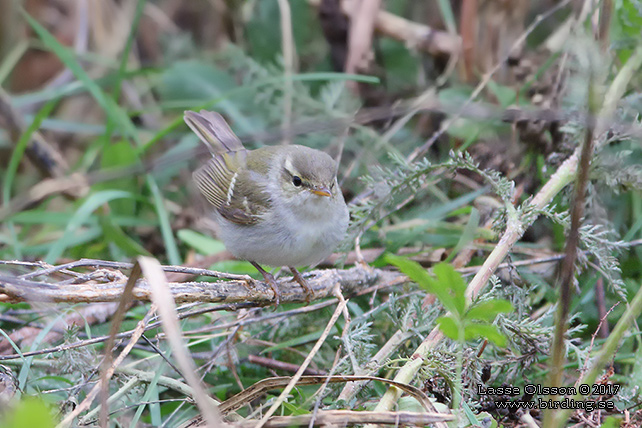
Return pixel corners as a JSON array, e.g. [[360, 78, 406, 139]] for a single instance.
[[234, 410, 452, 427], [543, 69, 596, 427], [139, 256, 225, 427], [254, 284, 347, 427], [276, 0, 296, 144], [99, 259, 141, 427]]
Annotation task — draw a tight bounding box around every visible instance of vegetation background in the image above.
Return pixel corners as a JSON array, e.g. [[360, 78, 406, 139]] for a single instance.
[[1, 0, 641, 427]]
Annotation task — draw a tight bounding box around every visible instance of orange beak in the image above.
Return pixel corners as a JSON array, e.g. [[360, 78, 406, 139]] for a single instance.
[[311, 186, 332, 197]]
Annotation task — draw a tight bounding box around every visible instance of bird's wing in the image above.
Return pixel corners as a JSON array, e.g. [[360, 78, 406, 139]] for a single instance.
[[184, 110, 244, 153], [193, 151, 269, 226]]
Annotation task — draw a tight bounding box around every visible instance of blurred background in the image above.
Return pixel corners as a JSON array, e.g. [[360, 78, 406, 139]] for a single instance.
[[0, 0, 591, 266]]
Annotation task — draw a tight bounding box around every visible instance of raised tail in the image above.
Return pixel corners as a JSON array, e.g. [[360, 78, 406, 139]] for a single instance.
[[184, 110, 245, 154]]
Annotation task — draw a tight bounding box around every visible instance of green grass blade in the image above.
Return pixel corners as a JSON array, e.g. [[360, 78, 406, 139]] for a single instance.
[[146, 176, 181, 265], [21, 10, 140, 145], [0, 40, 29, 85], [44, 190, 135, 263], [2, 99, 58, 259], [104, 0, 146, 142]]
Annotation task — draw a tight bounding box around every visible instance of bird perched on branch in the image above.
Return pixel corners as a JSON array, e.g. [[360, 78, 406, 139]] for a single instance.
[[184, 110, 349, 304]]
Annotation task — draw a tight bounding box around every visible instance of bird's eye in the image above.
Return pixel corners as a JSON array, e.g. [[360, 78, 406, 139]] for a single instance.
[[292, 176, 302, 187]]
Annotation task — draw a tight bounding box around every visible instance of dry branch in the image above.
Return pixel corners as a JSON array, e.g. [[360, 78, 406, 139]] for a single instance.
[[229, 410, 453, 427], [0, 264, 392, 305], [308, 0, 460, 56], [0, 252, 579, 307]]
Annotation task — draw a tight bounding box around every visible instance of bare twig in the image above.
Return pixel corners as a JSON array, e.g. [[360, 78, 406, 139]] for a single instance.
[[344, 0, 381, 93], [99, 258, 140, 428], [139, 256, 225, 427], [247, 355, 327, 376], [276, 0, 296, 143], [0, 265, 381, 304], [230, 410, 453, 427], [220, 375, 436, 416], [17, 257, 250, 282], [309, 0, 460, 56], [594, 277, 609, 338], [543, 68, 596, 428], [255, 284, 347, 427]]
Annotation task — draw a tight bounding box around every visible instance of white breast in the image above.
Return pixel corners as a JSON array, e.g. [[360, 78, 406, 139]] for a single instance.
[[217, 193, 349, 267]]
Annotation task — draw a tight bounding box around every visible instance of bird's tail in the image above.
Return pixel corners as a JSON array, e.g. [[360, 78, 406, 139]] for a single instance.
[[183, 110, 245, 154]]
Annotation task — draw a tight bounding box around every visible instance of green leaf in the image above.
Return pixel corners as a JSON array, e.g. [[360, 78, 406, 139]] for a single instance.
[[281, 401, 310, 416], [146, 176, 181, 265], [436, 0, 457, 33], [98, 140, 140, 216], [487, 80, 516, 108], [461, 400, 481, 426], [1, 397, 56, 428], [466, 299, 513, 321], [261, 327, 337, 353], [397, 396, 427, 413], [436, 315, 459, 340], [385, 255, 458, 315], [2, 99, 58, 259], [445, 207, 480, 263], [433, 262, 467, 317], [463, 324, 507, 347], [177, 229, 226, 255], [105, 0, 145, 142], [99, 215, 151, 258], [44, 190, 135, 263], [599, 416, 622, 428]]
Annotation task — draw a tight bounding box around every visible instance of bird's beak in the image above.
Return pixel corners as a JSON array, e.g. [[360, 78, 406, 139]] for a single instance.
[[311, 186, 332, 197]]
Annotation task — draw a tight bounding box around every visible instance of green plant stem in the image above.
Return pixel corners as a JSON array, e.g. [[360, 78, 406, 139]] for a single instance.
[[553, 279, 642, 426], [543, 72, 597, 428], [452, 323, 465, 412], [79, 376, 140, 425], [337, 329, 415, 402], [544, 43, 642, 428]]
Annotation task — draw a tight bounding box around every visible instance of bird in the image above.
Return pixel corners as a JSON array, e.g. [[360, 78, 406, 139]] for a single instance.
[[184, 110, 349, 304]]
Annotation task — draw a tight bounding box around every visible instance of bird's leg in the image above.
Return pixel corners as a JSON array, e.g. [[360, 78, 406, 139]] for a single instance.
[[250, 262, 281, 305], [289, 267, 313, 303]]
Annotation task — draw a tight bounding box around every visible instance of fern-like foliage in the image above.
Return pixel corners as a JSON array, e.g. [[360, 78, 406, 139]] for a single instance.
[[347, 154, 444, 244], [448, 150, 516, 207]]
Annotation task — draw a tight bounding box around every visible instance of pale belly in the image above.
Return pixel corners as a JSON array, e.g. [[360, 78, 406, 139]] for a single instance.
[[217, 204, 348, 267]]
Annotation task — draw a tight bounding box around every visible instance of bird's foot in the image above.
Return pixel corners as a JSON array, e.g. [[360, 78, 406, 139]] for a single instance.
[[289, 267, 313, 304], [250, 262, 281, 305]]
